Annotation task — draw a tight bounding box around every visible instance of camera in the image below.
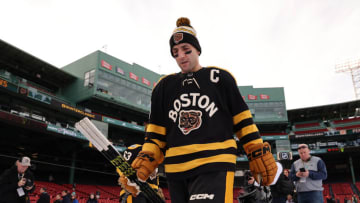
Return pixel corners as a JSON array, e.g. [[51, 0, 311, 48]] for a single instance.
[[244, 170, 253, 180], [299, 168, 306, 172], [24, 178, 33, 187]]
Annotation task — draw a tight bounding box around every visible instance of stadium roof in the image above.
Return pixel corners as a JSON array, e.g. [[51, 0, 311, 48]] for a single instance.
[[287, 99, 360, 123], [0, 39, 76, 91]]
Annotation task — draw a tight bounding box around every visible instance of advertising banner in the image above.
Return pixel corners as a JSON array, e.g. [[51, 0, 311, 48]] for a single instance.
[[248, 94, 257, 100], [27, 88, 52, 104], [0, 78, 18, 93], [50, 100, 102, 120], [102, 116, 145, 132], [47, 124, 85, 140], [101, 60, 112, 70], [260, 94, 270, 100], [129, 72, 139, 81], [142, 77, 150, 86]]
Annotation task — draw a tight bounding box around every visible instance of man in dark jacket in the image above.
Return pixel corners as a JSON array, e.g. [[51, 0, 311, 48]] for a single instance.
[[0, 156, 35, 203], [36, 187, 50, 203], [61, 190, 71, 203]]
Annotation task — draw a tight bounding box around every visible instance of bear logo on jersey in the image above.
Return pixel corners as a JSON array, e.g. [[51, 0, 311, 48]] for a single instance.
[[178, 110, 202, 135]]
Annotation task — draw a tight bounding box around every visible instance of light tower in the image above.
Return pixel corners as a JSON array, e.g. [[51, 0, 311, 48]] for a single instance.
[[335, 57, 360, 99]]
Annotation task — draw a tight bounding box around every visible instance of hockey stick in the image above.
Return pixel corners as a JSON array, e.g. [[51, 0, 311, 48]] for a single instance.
[[75, 117, 165, 203]]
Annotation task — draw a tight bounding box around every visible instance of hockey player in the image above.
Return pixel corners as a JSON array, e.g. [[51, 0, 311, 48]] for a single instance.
[[123, 17, 278, 203], [117, 144, 161, 203]]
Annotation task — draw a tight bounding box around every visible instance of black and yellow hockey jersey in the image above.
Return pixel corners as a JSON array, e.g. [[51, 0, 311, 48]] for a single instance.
[[143, 67, 263, 180], [117, 144, 159, 202]]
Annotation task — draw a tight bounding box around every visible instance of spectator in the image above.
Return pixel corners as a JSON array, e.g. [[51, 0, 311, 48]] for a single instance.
[[0, 156, 35, 203], [48, 174, 54, 183], [270, 164, 294, 203], [95, 191, 100, 200], [53, 194, 61, 203], [283, 169, 295, 194], [283, 169, 290, 179], [70, 192, 78, 203], [61, 190, 71, 203], [290, 144, 327, 203], [286, 194, 295, 203], [37, 187, 50, 203], [86, 194, 97, 203], [352, 194, 358, 203]]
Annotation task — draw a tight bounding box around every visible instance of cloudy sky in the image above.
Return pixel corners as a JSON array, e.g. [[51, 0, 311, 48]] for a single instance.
[[1, 0, 359, 110]]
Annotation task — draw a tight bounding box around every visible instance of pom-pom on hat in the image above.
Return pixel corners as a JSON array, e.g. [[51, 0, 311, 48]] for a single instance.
[[169, 17, 201, 57]]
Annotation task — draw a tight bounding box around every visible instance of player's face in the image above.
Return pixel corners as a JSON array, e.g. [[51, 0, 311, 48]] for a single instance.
[[172, 43, 201, 73]]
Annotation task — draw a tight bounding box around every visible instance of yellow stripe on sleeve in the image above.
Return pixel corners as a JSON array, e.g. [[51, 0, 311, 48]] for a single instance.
[[146, 124, 166, 135], [236, 124, 258, 139], [233, 110, 252, 125]]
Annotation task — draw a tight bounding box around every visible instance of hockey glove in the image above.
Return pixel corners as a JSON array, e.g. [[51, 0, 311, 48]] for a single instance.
[[247, 142, 277, 186], [118, 175, 140, 197], [132, 151, 160, 182]]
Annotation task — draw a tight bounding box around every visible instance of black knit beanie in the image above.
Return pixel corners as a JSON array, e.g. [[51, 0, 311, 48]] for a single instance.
[[169, 17, 201, 57]]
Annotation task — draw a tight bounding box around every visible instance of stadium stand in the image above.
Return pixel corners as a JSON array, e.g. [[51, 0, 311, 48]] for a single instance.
[[29, 181, 120, 203], [330, 117, 360, 130], [292, 120, 328, 135]]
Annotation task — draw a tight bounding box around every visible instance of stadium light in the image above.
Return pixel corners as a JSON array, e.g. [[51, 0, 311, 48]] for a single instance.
[[335, 57, 360, 99]]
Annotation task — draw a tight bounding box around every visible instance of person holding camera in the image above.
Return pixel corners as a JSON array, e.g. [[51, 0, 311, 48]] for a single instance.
[[238, 171, 272, 203], [0, 156, 35, 203], [289, 144, 327, 203]]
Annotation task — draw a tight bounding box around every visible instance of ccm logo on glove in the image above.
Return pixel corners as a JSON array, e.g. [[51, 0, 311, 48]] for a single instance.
[[247, 144, 270, 160]]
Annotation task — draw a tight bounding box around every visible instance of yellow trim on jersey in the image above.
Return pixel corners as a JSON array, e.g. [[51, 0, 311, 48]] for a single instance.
[[153, 73, 176, 89], [243, 138, 263, 154], [207, 66, 238, 85], [236, 124, 258, 139], [233, 110, 252, 125], [146, 124, 166, 136], [165, 139, 237, 157], [142, 143, 164, 164], [165, 154, 236, 173], [225, 171, 235, 203]]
